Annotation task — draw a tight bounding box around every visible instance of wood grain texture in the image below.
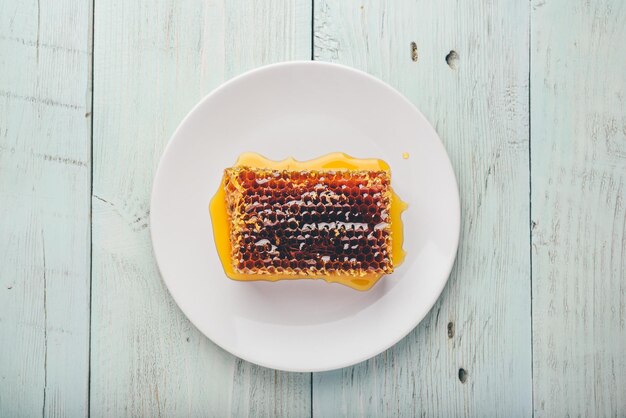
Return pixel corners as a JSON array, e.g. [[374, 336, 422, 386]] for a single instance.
[[312, 1, 531, 416], [531, 0, 626, 416], [91, 0, 311, 416], [0, 0, 92, 417]]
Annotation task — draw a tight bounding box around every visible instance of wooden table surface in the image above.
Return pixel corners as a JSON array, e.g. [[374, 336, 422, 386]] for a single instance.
[[1, 0, 625, 417]]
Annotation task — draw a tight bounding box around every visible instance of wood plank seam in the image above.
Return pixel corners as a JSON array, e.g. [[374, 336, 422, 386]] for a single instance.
[[88, 0, 95, 416], [528, 1, 534, 416]]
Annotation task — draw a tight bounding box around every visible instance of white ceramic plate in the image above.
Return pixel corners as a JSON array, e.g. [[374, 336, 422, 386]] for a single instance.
[[151, 61, 460, 372]]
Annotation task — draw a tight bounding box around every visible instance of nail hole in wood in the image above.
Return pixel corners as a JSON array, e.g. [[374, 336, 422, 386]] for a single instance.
[[458, 368, 468, 383], [446, 50, 459, 69], [447, 321, 454, 338], [410, 42, 418, 62]]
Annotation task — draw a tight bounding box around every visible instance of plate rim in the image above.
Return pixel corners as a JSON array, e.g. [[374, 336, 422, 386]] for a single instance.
[[150, 60, 461, 372]]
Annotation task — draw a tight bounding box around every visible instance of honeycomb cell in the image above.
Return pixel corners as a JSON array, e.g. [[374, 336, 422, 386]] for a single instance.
[[288, 204, 300, 215]]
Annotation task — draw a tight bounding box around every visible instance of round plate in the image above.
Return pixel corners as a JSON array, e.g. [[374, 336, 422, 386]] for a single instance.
[[151, 61, 460, 372]]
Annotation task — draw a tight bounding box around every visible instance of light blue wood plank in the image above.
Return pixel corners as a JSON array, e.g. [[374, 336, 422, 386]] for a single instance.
[[313, 1, 531, 416], [531, 0, 626, 416], [91, 0, 311, 416], [0, 0, 91, 416]]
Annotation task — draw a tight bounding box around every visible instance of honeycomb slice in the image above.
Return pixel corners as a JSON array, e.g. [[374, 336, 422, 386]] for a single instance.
[[223, 167, 393, 276]]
